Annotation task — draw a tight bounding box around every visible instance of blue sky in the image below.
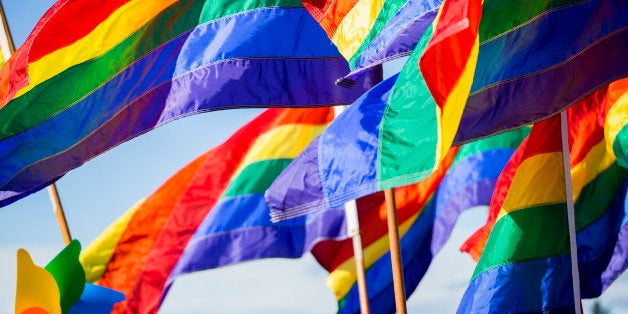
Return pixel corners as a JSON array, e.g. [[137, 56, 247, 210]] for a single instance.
[[0, 1, 626, 313]]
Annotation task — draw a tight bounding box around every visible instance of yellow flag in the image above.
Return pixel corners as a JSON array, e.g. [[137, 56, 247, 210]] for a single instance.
[[15, 249, 61, 314]]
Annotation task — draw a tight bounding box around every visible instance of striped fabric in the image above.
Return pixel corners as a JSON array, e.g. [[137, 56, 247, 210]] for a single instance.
[[302, 0, 442, 83], [454, 0, 628, 144], [310, 128, 528, 313], [267, 0, 481, 221], [0, 0, 374, 208], [80, 108, 348, 313], [458, 80, 628, 312]]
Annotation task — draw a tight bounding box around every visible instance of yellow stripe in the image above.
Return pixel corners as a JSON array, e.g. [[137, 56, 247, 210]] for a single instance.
[[497, 152, 566, 219], [438, 36, 479, 165], [232, 123, 327, 178], [327, 207, 422, 300], [571, 140, 616, 199], [331, 0, 385, 60], [14, 0, 176, 98], [79, 198, 144, 282]]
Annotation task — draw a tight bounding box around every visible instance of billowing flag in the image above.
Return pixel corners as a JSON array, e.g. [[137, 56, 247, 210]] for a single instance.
[[301, 0, 442, 83], [312, 128, 528, 313], [80, 108, 348, 313], [267, 0, 481, 221], [458, 81, 628, 312], [0, 0, 376, 207], [454, 0, 628, 143]]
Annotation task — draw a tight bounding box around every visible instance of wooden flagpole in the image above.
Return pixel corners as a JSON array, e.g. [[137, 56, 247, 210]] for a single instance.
[[559, 110, 582, 314], [384, 188, 407, 314], [0, 1, 72, 246]]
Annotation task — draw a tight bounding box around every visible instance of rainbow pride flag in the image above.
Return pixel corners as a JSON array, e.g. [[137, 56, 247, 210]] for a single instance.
[[267, 0, 481, 221], [458, 81, 628, 312], [0, 0, 375, 208], [301, 0, 442, 83], [16, 241, 124, 314], [454, 0, 628, 143], [79, 108, 348, 313], [311, 128, 528, 313]]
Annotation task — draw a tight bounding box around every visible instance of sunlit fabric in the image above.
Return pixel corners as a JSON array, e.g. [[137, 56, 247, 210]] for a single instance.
[[80, 108, 349, 313], [0, 0, 375, 207], [459, 82, 628, 312]]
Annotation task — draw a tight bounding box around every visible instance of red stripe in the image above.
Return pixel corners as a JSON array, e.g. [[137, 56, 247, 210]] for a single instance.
[[28, 0, 133, 62], [419, 0, 482, 110], [567, 86, 610, 166], [313, 148, 458, 271]]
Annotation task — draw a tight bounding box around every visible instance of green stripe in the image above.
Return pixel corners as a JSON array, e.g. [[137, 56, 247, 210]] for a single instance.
[[613, 125, 628, 168], [452, 127, 530, 166], [347, 0, 409, 69], [221, 159, 293, 198], [472, 203, 570, 280], [0, 0, 302, 140], [479, 0, 585, 42], [378, 25, 436, 189], [575, 163, 627, 230]]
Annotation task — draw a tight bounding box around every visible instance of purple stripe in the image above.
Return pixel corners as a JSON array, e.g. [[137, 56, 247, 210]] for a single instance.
[[169, 207, 346, 275], [0, 57, 362, 207], [454, 28, 628, 144]]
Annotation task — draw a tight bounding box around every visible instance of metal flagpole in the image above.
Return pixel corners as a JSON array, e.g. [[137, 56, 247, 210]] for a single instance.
[[384, 188, 407, 314], [0, 1, 72, 245], [334, 105, 370, 314], [559, 110, 582, 314]]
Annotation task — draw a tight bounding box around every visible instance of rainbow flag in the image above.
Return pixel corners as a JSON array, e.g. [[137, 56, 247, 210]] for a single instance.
[[454, 0, 628, 143], [16, 241, 124, 314], [458, 81, 628, 312], [301, 0, 442, 83], [267, 0, 481, 221], [79, 108, 348, 313], [310, 128, 528, 313], [0, 0, 375, 208]]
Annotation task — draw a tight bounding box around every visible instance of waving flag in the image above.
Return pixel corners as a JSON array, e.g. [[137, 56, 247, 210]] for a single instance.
[[16, 241, 124, 314], [454, 0, 628, 143], [80, 108, 348, 313], [267, 0, 481, 221], [311, 128, 528, 314], [458, 81, 628, 312], [301, 0, 442, 83], [0, 0, 376, 208]]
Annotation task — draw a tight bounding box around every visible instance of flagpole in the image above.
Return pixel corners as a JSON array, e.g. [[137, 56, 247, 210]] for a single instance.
[[0, 0, 73, 246], [344, 199, 371, 314], [559, 110, 582, 314], [334, 106, 370, 314], [384, 188, 407, 314]]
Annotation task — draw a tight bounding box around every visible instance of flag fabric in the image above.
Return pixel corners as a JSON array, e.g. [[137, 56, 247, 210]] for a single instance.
[[454, 0, 628, 143], [0, 0, 376, 208], [16, 241, 124, 314], [311, 128, 528, 314], [267, 0, 481, 221], [301, 0, 442, 84], [458, 81, 628, 312], [80, 108, 348, 313]]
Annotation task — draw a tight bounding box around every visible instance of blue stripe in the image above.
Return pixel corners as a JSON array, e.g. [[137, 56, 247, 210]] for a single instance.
[[319, 75, 398, 208], [471, 0, 628, 92], [457, 256, 575, 313]]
